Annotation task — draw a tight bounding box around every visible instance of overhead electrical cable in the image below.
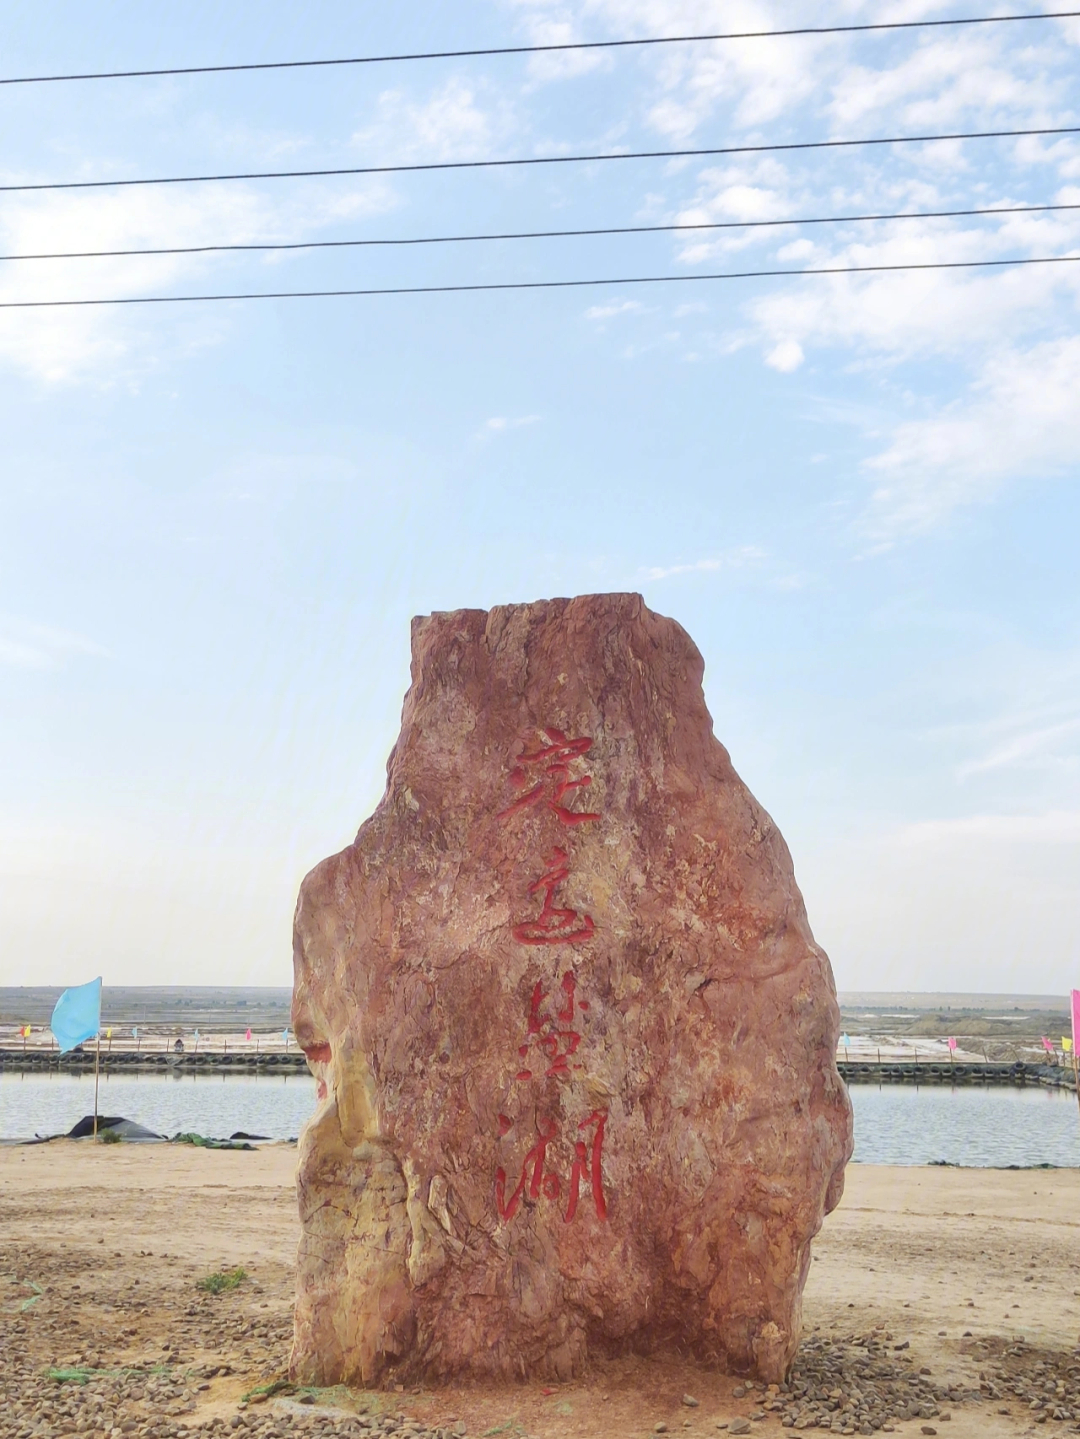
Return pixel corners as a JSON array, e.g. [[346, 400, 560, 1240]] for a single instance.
[[2, 253, 1077, 308], [4, 125, 1078, 195], [1, 201, 1076, 263], [2, 11, 1078, 86]]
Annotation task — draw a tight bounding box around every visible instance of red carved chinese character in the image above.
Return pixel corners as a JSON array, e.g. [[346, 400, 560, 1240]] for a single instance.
[[514, 975, 584, 1078], [498, 727, 601, 826], [495, 1117, 558, 1222], [512, 848, 595, 946], [565, 1110, 608, 1223], [540, 1027, 581, 1076]]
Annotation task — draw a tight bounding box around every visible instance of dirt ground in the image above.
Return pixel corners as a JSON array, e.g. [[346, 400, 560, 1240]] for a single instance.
[[2, 1146, 1079, 1439]]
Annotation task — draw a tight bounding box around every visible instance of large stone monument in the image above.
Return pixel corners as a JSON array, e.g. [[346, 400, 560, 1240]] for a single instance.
[[290, 593, 851, 1388]]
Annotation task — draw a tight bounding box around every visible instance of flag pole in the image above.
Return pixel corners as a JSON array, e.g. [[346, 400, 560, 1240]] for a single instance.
[[93, 1031, 101, 1139]]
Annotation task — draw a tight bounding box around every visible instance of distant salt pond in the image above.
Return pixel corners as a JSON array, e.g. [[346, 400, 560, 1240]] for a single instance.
[[1, 1072, 1079, 1166]]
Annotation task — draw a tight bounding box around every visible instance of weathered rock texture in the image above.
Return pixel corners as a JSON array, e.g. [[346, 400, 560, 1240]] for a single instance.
[[290, 593, 852, 1388]]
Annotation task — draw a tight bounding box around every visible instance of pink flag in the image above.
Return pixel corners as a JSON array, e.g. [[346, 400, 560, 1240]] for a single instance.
[[1072, 990, 1080, 1052], [246, 1027, 252, 1041], [1042, 1036, 1055, 1053], [948, 1037, 957, 1052]]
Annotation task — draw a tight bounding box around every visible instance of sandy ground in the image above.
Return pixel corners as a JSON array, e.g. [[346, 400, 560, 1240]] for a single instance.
[[2, 1147, 1079, 1439]]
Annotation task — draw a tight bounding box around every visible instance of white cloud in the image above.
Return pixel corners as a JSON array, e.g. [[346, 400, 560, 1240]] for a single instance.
[[640, 545, 767, 581], [481, 414, 541, 435], [508, 0, 1077, 145], [504, 6, 613, 83], [736, 217, 1080, 539], [505, 0, 1080, 538], [0, 617, 109, 670], [765, 337, 804, 371], [584, 298, 643, 320], [861, 335, 1080, 540], [351, 77, 510, 164], [827, 31, 1068, 133], [747, 227, 1080, 367], [0, 181, 397, 384], [640, 12, 837, 139], [776, 238, 815, 263]]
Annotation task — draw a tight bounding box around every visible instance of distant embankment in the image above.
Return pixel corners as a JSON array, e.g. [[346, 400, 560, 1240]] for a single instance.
[[838, 1058, 1078, 1089], [0, 1048, 310, 1075], [1, 1051, 1075, 1087]]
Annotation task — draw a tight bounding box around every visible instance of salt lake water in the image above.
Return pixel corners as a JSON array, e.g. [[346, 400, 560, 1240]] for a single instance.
[[848, 1082, 1080, 1167], [1, 1072, 1079, 1166], [0, 1070, 317, 1142]]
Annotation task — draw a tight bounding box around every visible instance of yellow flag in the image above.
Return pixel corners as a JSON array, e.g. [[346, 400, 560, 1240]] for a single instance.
[[106, 1027, 112, 1039], [1064, 1037, 1073, 1053]]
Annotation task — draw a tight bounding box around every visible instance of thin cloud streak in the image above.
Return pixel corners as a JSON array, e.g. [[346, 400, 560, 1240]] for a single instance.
[[0, 617, 110, 669], [640, 545, 767, 581]]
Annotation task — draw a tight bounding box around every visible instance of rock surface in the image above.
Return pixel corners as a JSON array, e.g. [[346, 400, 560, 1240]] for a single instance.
[[289, 593, 852, 1388]]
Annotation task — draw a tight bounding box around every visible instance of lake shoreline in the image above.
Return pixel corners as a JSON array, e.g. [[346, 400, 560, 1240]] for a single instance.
[[4, 1075, 1080, 1164]]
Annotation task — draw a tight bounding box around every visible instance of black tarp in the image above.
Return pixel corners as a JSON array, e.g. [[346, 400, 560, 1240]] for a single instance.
[[65, 1115, 164, 1140]]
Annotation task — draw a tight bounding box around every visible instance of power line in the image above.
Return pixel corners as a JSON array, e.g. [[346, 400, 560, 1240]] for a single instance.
[[2, 201, 1077, 264], [4, 126, 1078, 196], [2, 253, 1076, 308], [2, 11, 1078, 86]]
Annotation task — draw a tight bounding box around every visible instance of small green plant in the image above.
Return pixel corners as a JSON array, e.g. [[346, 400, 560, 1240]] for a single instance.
[[242, 1378, 297, 1401], [46, 1367, 95, 1385], [196, 1266, 247, 1295], [45, 1363, 174, 1385], [10, 1278, 43, 1312], [99, 1128, 122, 1144]]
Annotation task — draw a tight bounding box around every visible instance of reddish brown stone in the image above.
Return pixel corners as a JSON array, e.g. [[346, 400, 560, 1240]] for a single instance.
[[290, 593, 851, 1387]]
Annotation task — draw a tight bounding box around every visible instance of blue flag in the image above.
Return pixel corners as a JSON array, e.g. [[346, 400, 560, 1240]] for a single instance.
[[50, 978, 102, 1053]]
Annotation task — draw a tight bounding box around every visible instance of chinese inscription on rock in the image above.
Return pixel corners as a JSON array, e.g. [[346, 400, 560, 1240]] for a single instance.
[[496, 727, 607, 1225]]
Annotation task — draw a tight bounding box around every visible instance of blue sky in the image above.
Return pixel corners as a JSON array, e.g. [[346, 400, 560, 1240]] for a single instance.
[[2, 0, 1079, 994]]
